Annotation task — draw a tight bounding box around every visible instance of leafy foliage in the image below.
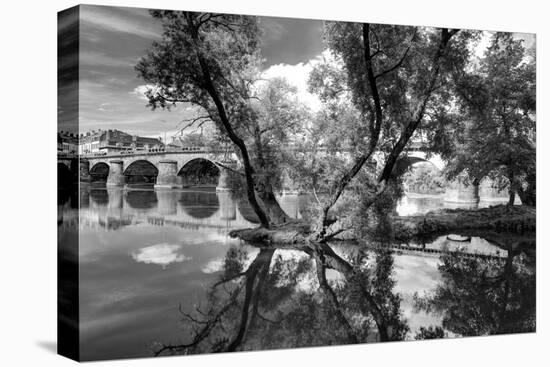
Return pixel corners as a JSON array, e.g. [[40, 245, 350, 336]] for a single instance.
[[432, 33, 536, 205], [403, 163, 447, 194], [136, 11, 292, 226], [295, 23, 476, 236], [414, 326, 446, 340], [413, 250, 535, 336]]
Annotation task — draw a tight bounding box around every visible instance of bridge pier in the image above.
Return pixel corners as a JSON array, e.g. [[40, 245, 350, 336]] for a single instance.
[[216, 163, 236, 192], [444, 180, 480, 207], [79, 159, 91, 183], [217, 191, 236, 220], [154, 160, 179, 189], [106, 160, 125, 187]]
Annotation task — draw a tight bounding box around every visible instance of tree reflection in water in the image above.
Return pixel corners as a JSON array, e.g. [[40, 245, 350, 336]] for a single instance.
[[413, 244, 535, 337], [152, 235, 535, 356], [153, 242, 409, 356]]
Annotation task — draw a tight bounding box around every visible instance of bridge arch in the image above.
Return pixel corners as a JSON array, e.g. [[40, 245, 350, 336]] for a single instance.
[[400, 152, 445, 171], [177, 158, 220, 188], [123, 159, 159, 185], [406, 157, 439, 170], [400, 156, 446, 195], [84, 151, 239, 189], [90, 162, 110, 182]]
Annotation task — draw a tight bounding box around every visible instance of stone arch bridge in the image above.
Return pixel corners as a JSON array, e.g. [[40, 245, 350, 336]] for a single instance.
[[81, 150, 238, 191], [64, 146, 480, 204]]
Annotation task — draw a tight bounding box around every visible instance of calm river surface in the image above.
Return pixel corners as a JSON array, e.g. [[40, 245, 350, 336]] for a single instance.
[[57, 187, 535, 360]]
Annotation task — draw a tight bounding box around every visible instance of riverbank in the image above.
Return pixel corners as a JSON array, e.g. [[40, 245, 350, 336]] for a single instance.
[[229, 221, 313, 249], [391, 204, 535, 242], [229, 205, 535, 249]]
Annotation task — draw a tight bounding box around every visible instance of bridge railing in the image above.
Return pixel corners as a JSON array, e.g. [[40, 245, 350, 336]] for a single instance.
[[81, 146, 235, 158]]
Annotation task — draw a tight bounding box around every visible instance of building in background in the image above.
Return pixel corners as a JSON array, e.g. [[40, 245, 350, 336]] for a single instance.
[[79, 129, 164, 155], [58, 131, 79, 155]]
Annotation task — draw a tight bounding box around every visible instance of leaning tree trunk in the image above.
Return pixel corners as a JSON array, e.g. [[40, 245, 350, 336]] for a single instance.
[[250, 127, 292, 226], [189, 20, 270, 228], [253, 173, 292, 225]]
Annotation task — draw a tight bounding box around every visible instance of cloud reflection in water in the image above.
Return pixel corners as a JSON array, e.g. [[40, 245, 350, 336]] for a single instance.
[[131, 243, 191, 268]]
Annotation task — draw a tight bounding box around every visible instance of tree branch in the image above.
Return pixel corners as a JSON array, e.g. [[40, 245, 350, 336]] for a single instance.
[[314, 23, 384, 238], [378, 28, 460, 184], [374, 43, 411, 80]]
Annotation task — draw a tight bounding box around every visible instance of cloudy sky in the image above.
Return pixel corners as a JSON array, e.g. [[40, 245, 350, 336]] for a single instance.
[[58, 5, 324, 138], [58, 5, 534, 139]]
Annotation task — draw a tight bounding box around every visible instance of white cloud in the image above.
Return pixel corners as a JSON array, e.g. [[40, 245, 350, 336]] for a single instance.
[[130, 50, 334, 125], [260, 49, 344, 112], [201, 258, 224, 274], [131, 243, 190, 268], [261, 57, 321, 112]]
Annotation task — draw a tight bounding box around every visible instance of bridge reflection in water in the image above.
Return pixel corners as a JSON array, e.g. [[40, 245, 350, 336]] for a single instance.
[[78, 187, 312, 233], [60, 186, 535, 360]]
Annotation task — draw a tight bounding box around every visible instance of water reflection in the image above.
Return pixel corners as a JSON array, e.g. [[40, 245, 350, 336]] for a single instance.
[[153, 235, 534, 356], [179, 191, 220, 218], [397, 193, 519, 216], [126, 190, 158, 210], [131, 243, 192, 268], [413, 248, 535, 336], [57, 187, 80, 357], [89, 188, 109, 207], [66, 188, 535, 360], [79, 188, 255, 233]]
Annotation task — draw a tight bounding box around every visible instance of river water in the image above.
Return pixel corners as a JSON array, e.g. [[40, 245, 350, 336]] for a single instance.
[[57, 187, 535, 360]]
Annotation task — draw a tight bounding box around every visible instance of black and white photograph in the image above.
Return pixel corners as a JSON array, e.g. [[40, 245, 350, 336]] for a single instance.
[[55, 3, 539, 362]]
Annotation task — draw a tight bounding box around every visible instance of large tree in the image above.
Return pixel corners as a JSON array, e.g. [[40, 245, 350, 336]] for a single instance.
[[136, 11, 295, 228], [245, 77, 311, 223], [433, 33, 536, 206], [302, 23, 474, 239]]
